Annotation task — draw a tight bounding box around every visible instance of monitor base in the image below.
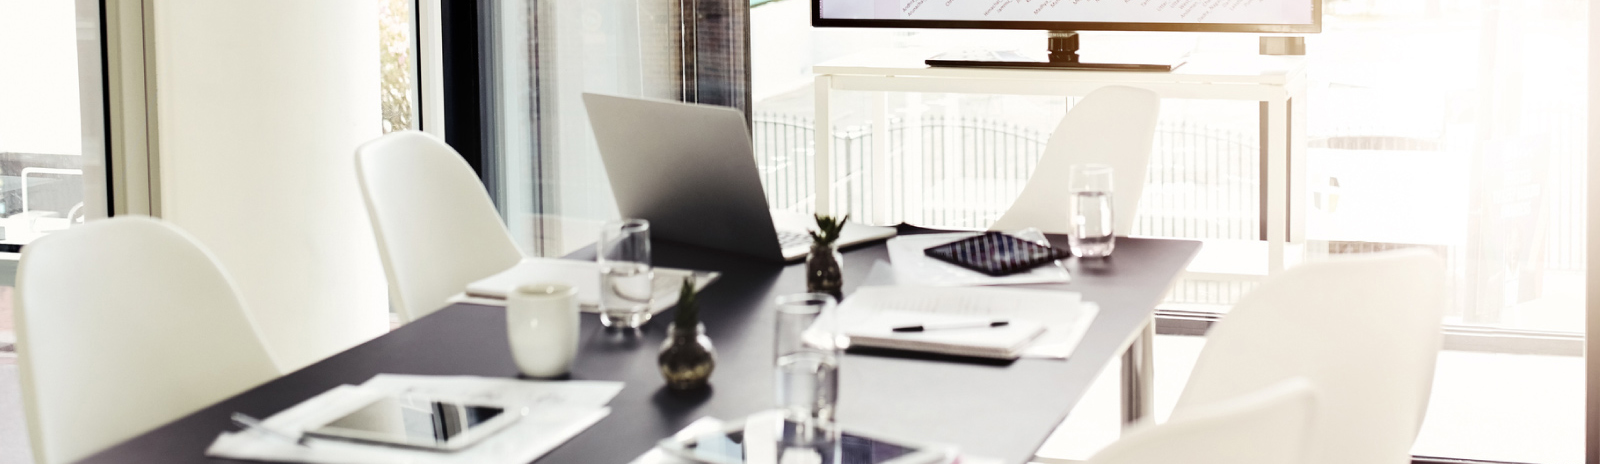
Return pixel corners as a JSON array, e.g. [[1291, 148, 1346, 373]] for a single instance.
[[925, 31, 1186, 72]]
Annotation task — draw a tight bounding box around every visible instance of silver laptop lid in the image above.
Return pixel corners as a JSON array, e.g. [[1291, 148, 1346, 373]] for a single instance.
[[582, 93, 786, 261]]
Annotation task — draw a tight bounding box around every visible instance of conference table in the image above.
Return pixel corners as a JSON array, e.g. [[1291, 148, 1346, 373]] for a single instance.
[[78, 225, 1200, 464]]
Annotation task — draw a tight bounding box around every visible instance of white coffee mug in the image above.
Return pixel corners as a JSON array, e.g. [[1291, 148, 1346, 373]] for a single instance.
[[506, 283, 580, 378]]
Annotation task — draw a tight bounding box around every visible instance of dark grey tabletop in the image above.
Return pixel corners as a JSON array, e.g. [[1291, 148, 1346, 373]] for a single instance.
[[77, 225, 1199, 464]]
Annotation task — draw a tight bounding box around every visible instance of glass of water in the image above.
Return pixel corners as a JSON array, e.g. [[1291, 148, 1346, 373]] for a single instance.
[[1068, 164, 1116, 258], [774, 293, 840, 449], [597, 219, 653, 328]]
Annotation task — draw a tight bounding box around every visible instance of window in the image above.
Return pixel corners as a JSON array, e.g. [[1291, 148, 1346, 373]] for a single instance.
[[750, 0, 1585, 461], [0, 0, 101, 250], [380, 0, 418, 133], [472, 0, 750, 257]]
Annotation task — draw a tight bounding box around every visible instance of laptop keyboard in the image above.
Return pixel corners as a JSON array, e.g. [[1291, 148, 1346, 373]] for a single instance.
[[777, 230, 812, 248]]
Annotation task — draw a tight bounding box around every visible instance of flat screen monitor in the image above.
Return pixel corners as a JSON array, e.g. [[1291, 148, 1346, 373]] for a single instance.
[[813, 0, 1321, 34]]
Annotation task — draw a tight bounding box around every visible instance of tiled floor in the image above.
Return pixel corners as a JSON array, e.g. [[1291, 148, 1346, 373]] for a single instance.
[[0, 287, 14, 348], [0, 364, 30, 464]]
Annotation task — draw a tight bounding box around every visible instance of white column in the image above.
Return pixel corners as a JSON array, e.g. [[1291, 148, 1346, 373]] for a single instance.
[[151, 0, 387, 370]]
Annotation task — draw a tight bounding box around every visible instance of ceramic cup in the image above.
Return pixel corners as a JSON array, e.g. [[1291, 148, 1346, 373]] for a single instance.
[[506, 283, 580, 378]]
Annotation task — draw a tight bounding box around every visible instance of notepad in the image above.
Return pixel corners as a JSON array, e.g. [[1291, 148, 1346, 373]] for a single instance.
[[462, 258, 719, 314], [844, 310, 1045, 359], [835, 285, 1099, 360]]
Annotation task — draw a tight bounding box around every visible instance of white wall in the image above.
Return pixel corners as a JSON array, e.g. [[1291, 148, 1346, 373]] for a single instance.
[[151, 0, 388, 370]]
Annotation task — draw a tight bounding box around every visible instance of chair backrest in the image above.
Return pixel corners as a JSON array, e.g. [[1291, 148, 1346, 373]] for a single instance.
[[1087, 378, 1318, 464], [355, 131, 523, 322], [15, 216, 281, 464], [1173, 249, 1446, 464], [990, 85, 1160, 235]]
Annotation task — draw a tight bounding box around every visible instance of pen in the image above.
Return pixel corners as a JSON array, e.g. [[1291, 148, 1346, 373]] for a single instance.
[[892, 320, 1010, 332]]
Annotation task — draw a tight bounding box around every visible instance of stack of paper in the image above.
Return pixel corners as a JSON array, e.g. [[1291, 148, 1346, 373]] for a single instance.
[[834, 285, 1099, 360], [453, 257, 719, 314], [207, 375, 623, 464]]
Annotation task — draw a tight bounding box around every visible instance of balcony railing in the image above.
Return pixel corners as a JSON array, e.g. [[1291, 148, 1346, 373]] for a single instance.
[[752, 108, 1588, 323]]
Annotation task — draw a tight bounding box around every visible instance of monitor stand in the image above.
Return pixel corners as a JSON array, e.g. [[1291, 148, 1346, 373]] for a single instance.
[[925, 31, 1186, 72]]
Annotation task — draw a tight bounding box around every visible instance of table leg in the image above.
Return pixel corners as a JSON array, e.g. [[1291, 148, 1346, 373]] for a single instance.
[[815, 75, 833, 215], [1289, 95, 1306, 245], [1264, 98, 1288, 274], [1121, 317, 1155, 429]]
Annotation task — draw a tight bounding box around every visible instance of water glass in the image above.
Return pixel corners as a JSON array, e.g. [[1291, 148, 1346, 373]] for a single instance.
[[773, 293, 841, 448], [1067, 164, 1116, 258], [597, 219, 653, 328]]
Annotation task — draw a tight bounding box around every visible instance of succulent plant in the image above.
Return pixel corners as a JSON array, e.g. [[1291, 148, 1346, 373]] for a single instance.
[[672, 277, 699, 329], [660, 277, 714, 391], [809, 214, 849, 246]]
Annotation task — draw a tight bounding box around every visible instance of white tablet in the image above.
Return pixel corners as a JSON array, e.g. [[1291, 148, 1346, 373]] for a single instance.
[[303, 394, 522, 451]]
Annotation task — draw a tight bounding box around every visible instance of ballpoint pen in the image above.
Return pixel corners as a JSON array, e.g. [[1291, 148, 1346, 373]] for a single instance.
[[892, 320, 1010, 332]]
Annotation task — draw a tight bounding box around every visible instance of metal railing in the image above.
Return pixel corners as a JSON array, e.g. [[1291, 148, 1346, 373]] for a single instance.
[[753, 112, 1261, 240], [752, 108, 1589, 318]]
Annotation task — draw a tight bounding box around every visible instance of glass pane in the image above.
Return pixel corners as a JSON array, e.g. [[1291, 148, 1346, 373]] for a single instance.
[[0, 0, 93, 247], [476, 0, 752, 257], [380, 0, 417, 133], [1304, 0, 1586, 335]]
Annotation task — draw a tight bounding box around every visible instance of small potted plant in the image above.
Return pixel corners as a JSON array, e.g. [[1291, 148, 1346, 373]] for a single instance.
[[807, 214, 847, 301], [658, 278, 715, 391]]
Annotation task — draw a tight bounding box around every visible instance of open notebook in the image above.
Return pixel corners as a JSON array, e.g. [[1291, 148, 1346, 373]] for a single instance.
[[835, 285, 1098, 360]]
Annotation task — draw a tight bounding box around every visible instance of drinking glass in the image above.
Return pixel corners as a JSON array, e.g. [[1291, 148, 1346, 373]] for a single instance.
[[773, 293, 841, 450], [597, 219, 653, 328], [1067, 164, 1116, 258]]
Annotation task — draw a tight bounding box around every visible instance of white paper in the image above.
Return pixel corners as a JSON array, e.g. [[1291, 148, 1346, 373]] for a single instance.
[[886, 230, 1070, 287], [454, 257, 719, 314], [838, 286, 1099, 360], [207, 375, 624, 464]]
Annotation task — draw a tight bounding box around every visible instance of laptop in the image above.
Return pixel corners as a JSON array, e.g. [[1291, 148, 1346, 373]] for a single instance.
[[582, 92, 897, 262]]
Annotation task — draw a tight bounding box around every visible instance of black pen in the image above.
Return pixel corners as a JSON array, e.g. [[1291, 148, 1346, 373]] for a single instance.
[[892, 320, 1010, 332]]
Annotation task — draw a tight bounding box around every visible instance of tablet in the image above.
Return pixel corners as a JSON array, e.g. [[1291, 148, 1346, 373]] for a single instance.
[[303, 394, 522, 451], [657, 417, 955, 464], [922, 231, 1071, 277]]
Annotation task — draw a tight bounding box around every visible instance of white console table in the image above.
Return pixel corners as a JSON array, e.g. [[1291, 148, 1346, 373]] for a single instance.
[[812, 49, 1308, 274]]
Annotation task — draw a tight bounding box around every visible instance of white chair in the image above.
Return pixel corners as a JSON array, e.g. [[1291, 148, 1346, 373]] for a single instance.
[[356, 130, 523, 323], [990, 85, 1160, 235], [1172, 249, 1447, 464], [1086, 378, 1319, 464], [15, 216, 281, 464]]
